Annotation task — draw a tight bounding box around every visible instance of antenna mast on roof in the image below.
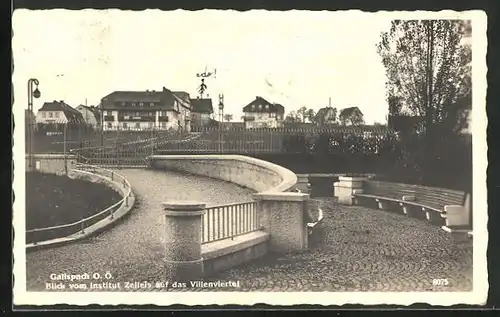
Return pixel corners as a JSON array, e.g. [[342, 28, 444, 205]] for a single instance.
[[218, 94, 224, 123]]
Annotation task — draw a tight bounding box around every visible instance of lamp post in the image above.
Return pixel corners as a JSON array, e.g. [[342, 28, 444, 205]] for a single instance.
[[27, 78, 41, 169]]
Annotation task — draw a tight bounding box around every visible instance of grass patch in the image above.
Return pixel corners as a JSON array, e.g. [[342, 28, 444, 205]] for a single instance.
[[25, 172, 122, 243]]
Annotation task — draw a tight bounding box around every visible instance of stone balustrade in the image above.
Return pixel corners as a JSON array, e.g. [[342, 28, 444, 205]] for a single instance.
[[149, 155, 313, 280]]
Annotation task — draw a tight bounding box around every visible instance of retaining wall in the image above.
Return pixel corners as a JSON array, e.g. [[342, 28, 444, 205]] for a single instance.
[[148, 155, 298, 193]]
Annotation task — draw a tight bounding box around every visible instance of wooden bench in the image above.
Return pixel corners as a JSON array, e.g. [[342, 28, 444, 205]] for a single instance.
[[352, 180, 471, 232]]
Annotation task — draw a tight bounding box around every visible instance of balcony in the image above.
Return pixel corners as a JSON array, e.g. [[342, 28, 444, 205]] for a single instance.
[[244, 116, 255, 121], [158, 116, 169, 122], [104, 115, 114, 121], [118, 115, 155, 122]]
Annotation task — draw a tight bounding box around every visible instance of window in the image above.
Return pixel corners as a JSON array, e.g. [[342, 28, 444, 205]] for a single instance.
[[270, 112, 276, 118], [42, 112, 46, 118], [148, 122, 153, 128], [258, 104, 263, 110], [265, 104, 270, 109], [135, 122, 140, 128], [55, 112, 59, 118], [150, 102, 155, 106], [107, 122, 112, 128], [132, 103, 136, 107], [49, 112, 53, 118], [106, 111, 112, 116], [139, 102, 144, 106], [123, 122, 128, 129], [161, 122, 167, 128]]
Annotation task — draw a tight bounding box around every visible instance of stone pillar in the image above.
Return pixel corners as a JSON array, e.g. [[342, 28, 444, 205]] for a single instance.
[[294, 174, 310, 194], [333, 176, 368, 205], [163, 201, 206, 281], [253, 192, 309, 253]]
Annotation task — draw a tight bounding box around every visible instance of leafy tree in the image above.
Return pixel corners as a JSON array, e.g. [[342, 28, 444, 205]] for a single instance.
[[305, 108, 316, 123], [223, 114, 233, 122], [377, 20, 472, 185], [297, 106, 308, 123], [284, 111, 301, 123], [338, 107, 364, 126], [376, 20, 471, 136], [315, 107, 337, 126]]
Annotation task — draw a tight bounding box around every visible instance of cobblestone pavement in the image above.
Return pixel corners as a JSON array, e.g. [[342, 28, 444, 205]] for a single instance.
[[27, 171, 472, 293], [25, 169, 254, 291], [197, 198, 473, 292]]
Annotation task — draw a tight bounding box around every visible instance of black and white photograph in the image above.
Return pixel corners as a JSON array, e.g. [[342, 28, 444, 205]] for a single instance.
[[12, 9, 488, 306]]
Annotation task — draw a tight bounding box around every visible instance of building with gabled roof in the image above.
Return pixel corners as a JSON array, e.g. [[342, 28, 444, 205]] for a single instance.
[[242, 96, 285, 129], [36, 101, 85, 126], [190, 98, 214, 127], [100, 86, 191, 131], [75, 104, 100, 128]]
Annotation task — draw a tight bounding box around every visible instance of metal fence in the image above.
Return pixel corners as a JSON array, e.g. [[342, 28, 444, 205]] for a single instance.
[[28, 124, 398, 167], [201, 201, 260, 244], [26, 165, 133, 245]]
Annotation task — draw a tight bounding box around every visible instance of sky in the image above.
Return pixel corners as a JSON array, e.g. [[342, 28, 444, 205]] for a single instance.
[[13, 10, 397, 123]]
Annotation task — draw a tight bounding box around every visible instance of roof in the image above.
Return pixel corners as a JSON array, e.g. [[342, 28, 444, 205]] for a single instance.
[[339, 106, 363, 116], [76, 104, 99, 119], [190, 98, 213, 114], [243, 96, 285, 113], [316, 107, 336, 118], [173, 91, 190, 103], [101, 87, 178, 111], [39, 101, 85, 123]]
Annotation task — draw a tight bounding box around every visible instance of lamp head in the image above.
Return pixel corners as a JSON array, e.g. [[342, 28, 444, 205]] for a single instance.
[[33, 87, 41, 99]]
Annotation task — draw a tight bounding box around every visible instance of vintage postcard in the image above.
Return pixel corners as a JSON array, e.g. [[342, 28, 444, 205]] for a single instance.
[[12, 9, 488, 306]]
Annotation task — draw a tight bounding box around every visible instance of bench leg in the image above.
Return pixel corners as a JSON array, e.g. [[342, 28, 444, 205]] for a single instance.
[[376, 199, 387, 210], [423, 208, 442, 225], [400, 203, 412, 216], [424, 207, 431, 221]]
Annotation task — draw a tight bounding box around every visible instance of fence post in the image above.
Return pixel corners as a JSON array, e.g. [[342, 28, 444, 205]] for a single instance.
[[163, 201, 206, 281], [253, 192, 309, 253]]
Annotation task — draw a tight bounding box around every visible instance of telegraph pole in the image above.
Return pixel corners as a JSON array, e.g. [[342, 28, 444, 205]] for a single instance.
[[218, 94, 224, 153]]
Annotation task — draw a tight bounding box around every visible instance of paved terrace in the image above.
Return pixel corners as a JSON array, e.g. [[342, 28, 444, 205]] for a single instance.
[[26, 170, 472, 292]]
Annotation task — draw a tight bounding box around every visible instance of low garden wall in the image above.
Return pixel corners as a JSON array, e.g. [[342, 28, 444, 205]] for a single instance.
[[25, 154, 78, 175]]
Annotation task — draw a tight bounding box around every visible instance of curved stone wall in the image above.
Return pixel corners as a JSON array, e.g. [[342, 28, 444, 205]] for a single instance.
[[147, 154, 298, 193]]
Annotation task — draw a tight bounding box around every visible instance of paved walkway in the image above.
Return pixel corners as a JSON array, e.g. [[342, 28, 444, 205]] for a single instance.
[[26, 169, 472, 292], [26, 169, 254, 291], [202, 198, 473, 292]]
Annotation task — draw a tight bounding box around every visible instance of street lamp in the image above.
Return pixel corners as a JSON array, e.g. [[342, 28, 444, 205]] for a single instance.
[[27, 78, 41, 169]]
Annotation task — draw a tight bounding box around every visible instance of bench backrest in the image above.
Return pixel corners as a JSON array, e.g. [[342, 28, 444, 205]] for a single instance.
[[365, 180, 467, 209]]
